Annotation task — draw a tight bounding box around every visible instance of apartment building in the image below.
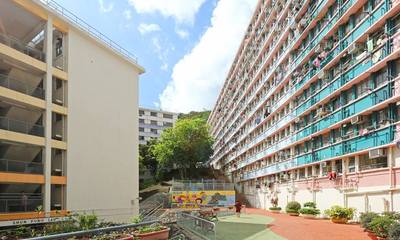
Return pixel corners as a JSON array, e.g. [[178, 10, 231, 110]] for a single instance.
[[209, 0, 400, 214], [0, 0, 144, 224], [138, 107, 178, 145]]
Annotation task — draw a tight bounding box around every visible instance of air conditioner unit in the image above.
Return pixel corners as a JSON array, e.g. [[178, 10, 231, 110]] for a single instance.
[[318, 70, 326, 79], [54, 134, 63, 140], [351, 115, 364, 124], [295, 117, 300, 123], [369, 149, 386, 159], [54, 99, 63, 105], [347, 43, 359, 54]]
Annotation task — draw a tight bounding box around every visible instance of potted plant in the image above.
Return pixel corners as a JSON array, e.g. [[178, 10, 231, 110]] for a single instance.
[[269, 196, 281, 213], [388, 222, 400, 240], [359, 212, 379, 232], [369, 215, 395, 240], [299, 202, 320, 219], [286, 201, 301, 216], [133, 224, 170, 240], [324, 205, 355, 224]]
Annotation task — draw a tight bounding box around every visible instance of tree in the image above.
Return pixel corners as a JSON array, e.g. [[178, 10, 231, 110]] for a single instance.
[[152, 118, 214, 179], [178, 111, 211, 121], [139, 139, 158, 176]]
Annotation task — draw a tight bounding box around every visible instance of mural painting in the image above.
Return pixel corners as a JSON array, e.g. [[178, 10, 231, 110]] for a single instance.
[[171, 191, 235, 208]]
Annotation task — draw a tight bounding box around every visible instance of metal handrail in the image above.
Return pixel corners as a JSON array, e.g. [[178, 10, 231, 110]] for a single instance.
[[0, 158, 43, 174], [0, 116, 44, 137], [26, 220, 160, 240], [177, 213, 216, 240], [0, 73, 45, 99], [39, 0, 138, 64], [0, 32, 45, 61]]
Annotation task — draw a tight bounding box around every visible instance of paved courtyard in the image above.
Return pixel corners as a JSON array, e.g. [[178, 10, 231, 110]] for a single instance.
[[214, 208, 372, 240]]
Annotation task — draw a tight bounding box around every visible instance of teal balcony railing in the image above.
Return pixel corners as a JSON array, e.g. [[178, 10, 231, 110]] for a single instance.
[[243, 125, 394, 180]]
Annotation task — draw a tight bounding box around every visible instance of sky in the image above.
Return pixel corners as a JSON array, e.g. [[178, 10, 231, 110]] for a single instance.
[[55, 0, 258, 113]]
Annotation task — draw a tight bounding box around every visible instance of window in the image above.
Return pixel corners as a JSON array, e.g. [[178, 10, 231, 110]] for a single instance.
[[139, 119, 144, 123], [151, 129, 158, 134], [139, 110, 144, 116], [139, 127, 144, 132], [139, 136, 144, 140], [163, 113, 173, 119], [348, 157, 356, 173], [151, 112, 157, 117], [151, 120, 157, 125], [164, 122, 173, 127], [359, 153, 387, 171], [335, 160, 342, 174]]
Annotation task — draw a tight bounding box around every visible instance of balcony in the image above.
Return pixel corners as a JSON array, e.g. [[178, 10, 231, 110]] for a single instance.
[[0, 116, 44, 137], [0, 73, 45, 99], [0, 193, 43, 214], [0, 159, 43, 175], [0, 33, 45, 62]]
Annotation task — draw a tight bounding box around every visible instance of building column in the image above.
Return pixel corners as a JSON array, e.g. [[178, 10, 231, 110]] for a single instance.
[[355, 155, 360, 172], [44, 16, 53, 216], [342, 158, 348, 207]]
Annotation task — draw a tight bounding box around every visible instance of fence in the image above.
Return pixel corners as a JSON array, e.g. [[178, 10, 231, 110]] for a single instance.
[[176, 213, 216, 240], [26, 220, 159, 240], [171, 180, 234, 192]]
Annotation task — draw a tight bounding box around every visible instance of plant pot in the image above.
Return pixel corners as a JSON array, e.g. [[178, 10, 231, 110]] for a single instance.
[[366, 232, 378, 240], [134, 228, 170, 240], [300, 214, 316, 219], [269, 209, 281, 213], [331, 218, 348, 224], [117, 235, 134, 240], [288, 212, 299, 216]]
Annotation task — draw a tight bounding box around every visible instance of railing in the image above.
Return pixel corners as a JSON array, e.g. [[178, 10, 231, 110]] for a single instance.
[[26, 220, 160, 240], [0, 193, 43, 213], [0, 116, 44, 137], [39, 0, 138, 64], [0, 74, 45, 99], [0, 33, 45, 61], [0, 158, 43, 174], [171, 180, 234, 191], [177, 213, 216, 240]]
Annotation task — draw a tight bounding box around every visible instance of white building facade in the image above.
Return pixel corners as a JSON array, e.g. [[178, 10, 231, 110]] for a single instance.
[[209, 0, 400, 215], [0, 0, 144, 224], [139, 107, 178, 145]]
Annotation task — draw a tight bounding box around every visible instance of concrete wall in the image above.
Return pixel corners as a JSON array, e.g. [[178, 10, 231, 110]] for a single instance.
[[243, 166, 400, 218], [66, 28, 140, 222]]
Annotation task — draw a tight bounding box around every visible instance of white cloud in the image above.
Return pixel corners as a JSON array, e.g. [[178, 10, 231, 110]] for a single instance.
[[128, 0, 207, 24], [138, 23, 161, 35], [98, 0, 114, 13], [159, 0, 257, 113], [175, 28, 189, 39], [151, 37, 171, 71], [123, 9, 132, 20]]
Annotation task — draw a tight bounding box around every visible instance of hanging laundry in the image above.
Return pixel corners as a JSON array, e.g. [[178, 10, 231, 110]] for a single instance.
[[367, 39, 374, 52]]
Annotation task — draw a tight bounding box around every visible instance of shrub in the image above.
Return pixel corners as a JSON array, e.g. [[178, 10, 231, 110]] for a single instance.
[[269, 207, 282, 211], [77, 213, 98, 230], [359, 212, 379, 230], [299, 208, 320, 215], [304, 202, 316, 208], [136, 224, 165, 234], [369, 216, 395, 238], [383, 211, 400, 220], [388, 222, 400, 240], [132, 215, 144, 224], [286, 201, 301, 213], [324, 206, 356, 220]]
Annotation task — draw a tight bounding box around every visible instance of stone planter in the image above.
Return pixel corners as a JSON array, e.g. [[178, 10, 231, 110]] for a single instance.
[[331, 218, 348, 224], [300, 214, 316, 219], [288, 212, 299, 216], [134, 228, 170, 240]]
